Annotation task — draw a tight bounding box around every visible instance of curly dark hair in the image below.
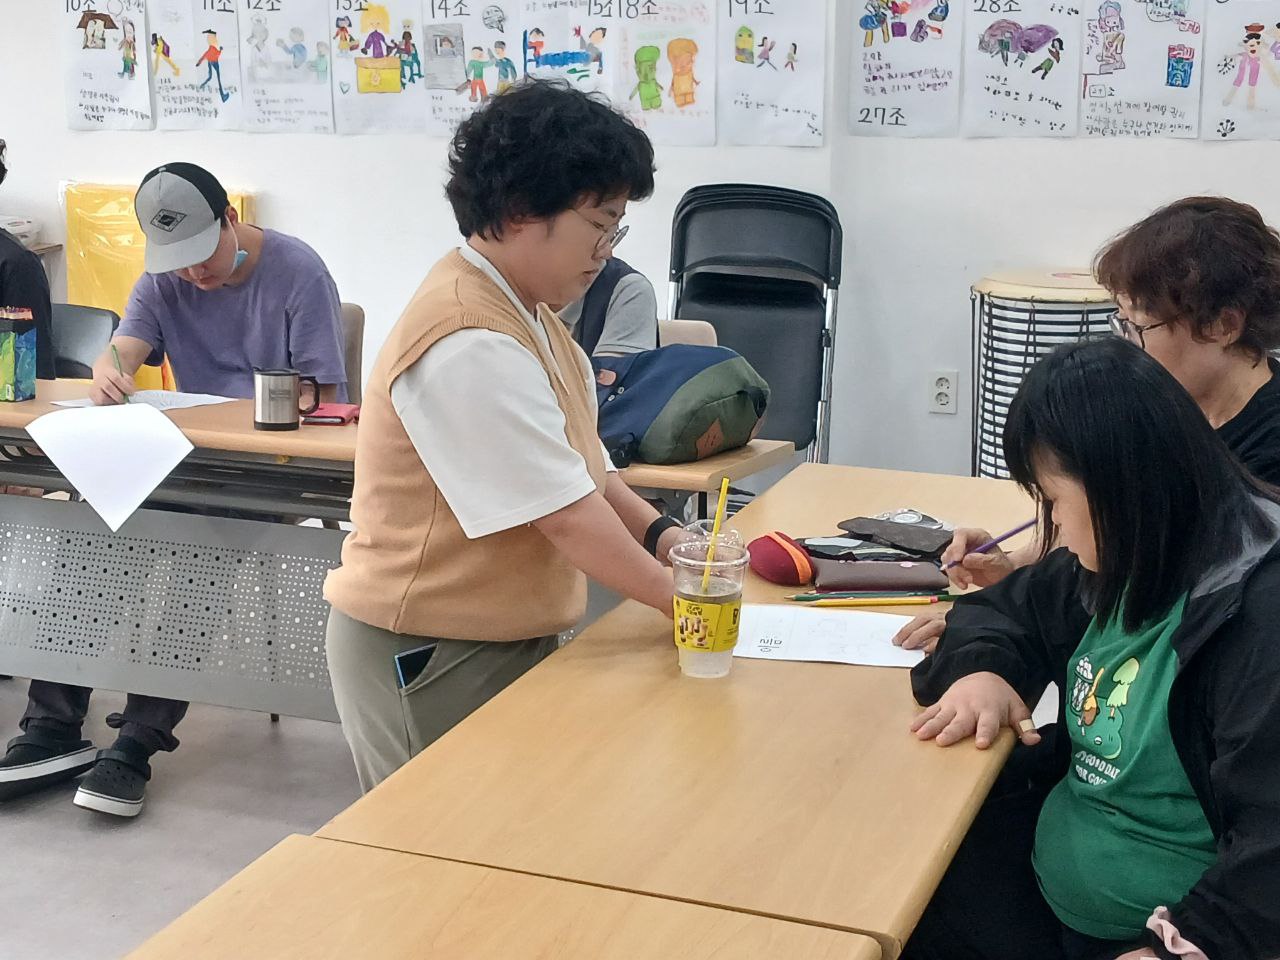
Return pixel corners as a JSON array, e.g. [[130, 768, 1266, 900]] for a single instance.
[[446, 80, 655, 240], [1094, 196, 1280, 361]]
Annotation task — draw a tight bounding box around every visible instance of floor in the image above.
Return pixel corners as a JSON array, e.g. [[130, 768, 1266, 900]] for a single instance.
[[0, 678, 361, 960]]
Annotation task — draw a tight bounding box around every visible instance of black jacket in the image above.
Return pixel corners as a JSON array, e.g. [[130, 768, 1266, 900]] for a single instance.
[[0, 228, 54, 380], [912, 508, 1280, 960]]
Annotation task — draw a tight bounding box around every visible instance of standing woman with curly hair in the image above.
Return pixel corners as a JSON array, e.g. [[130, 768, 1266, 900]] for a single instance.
[[323, 81, 682, 792]]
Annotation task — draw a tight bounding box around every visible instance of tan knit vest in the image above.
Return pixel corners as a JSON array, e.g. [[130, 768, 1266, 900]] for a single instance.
[[324, 250, 607, 640]]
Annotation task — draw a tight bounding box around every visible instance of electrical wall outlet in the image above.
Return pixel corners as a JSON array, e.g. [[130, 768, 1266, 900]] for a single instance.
[[929, 369, 959, 415]]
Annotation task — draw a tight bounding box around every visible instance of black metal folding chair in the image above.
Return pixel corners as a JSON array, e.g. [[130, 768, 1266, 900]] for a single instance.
[[668, 184, 842, 462]]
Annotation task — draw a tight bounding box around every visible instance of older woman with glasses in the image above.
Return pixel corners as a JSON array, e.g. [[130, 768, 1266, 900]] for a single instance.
[[896, 195, 1280, 652]]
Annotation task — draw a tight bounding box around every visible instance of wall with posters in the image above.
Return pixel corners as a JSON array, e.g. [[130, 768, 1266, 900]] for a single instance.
[[9, 0, 1280, 475]]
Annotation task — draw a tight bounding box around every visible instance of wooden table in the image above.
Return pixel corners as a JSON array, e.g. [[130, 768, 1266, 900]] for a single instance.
[[1, 382, 791, 490], [0, 379, 356, 462], [127, 835, 881, 960], [0, 380, 351, 722], [619, 438, 795, 514], [317, 464, 1035, 957]]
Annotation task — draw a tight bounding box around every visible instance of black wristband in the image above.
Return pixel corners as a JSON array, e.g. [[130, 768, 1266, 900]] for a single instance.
[[643, 516, 682, 557]]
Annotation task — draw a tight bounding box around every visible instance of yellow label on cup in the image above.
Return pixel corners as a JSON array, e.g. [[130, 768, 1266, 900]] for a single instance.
[[673, 595, 742, 653]]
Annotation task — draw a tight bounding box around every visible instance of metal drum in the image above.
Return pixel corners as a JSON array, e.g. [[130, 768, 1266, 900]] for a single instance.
[[971, 270, 1114, 478]]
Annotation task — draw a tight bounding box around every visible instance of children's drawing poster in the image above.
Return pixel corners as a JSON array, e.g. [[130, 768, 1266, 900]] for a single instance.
[[65, 0, 155, 130], [1080, 0, 1204, 137], [149, 0, 244, 130], [1201, 1, 1280, 139], [850, 0, 965, 136], [718, 0, 826, 146], [614, 0, 717, 146], [961, 0, 1084, 136], [520, 0, 620, 97], [330, 0, 427, 133], [421, 0, 519, 136], [238, 0, 335, 132]]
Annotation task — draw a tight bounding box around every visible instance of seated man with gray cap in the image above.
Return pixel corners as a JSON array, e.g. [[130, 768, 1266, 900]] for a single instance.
[[90, 161, 347, 404], [0, 162, 346, 819]]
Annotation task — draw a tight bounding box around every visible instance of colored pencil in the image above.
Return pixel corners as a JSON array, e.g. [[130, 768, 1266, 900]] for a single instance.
[[805, 596, 941, 608]]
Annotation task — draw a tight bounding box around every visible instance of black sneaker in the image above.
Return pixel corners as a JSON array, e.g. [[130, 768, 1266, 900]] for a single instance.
[[0, 731, 98, 801], [74, 738, 151, 818]]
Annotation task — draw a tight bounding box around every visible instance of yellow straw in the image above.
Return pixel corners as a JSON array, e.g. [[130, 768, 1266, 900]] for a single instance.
[[701, 477, 732, 593]]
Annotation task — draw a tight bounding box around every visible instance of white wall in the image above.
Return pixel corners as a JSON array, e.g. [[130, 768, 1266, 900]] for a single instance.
[[3, 1, 1275, 475]]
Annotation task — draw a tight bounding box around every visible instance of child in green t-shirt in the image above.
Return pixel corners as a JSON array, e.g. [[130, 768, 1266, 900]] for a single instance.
[[906, 338, 1280, 960]]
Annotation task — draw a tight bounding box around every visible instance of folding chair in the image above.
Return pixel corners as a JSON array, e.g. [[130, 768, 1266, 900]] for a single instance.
[[50, 303, 119, 379], [668, 184, 842, 463]]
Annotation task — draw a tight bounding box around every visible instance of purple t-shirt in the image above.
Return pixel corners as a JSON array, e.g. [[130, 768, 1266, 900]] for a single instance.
[[117, 229, 348, 401]]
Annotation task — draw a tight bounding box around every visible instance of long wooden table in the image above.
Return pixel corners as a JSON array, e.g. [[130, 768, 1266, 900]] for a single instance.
[[317, 464, 1036, 958], [0, 380, 352, 721], [0, 380, 792, 491], [127, 835, 881, 960], [0, 379, 356, 461], [0, 381, 793, 721]]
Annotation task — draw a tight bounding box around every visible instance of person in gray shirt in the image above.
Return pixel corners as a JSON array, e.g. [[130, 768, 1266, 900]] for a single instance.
[[558, 256, 658, 357]]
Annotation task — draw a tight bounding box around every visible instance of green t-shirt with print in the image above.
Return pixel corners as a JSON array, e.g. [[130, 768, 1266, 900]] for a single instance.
[[1032, 594, 1216, 940]]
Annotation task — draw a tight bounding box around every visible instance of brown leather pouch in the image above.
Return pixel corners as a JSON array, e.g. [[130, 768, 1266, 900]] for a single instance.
[[812, 557, 949, 592]]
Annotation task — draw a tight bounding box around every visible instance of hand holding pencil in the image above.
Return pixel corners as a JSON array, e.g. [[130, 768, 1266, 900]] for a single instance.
[[939, 524, 1027, 590]]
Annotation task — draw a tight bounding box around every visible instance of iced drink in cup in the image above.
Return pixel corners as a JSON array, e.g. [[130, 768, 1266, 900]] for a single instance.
[[682, 519, 744, 547], [669, 539, 750, 679]]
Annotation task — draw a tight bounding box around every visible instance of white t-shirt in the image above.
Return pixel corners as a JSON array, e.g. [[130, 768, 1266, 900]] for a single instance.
[[389, 245, 615, 541]]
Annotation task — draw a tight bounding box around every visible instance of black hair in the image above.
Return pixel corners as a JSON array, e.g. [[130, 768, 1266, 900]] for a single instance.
[[1004, 337, 1277, 630], [0, 141, 6, 189], [446, 79, 654, 240]]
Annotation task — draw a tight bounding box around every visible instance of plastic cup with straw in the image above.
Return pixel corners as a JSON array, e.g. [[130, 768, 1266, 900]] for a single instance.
[[669, 477, 750, 679]]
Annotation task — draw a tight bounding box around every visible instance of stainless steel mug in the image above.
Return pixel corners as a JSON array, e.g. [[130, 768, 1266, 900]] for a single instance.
[[253, 368, 320, 431]]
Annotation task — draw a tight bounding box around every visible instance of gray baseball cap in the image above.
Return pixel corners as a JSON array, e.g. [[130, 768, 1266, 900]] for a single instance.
[[134, 162, 230, 274]]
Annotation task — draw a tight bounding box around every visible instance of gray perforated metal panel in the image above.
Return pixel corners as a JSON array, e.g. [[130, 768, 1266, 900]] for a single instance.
[[0, 497, 344, 722]]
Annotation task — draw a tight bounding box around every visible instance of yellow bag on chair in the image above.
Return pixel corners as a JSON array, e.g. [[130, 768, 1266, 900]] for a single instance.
[[63, 182, 255, 389]]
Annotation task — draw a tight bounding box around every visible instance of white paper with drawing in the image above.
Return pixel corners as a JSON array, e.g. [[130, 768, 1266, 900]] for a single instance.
[[520, 0, 621, 97], [148, 0, 245, 130], [64, 0, 154, 130], [330, 0, 427, 133], [718, 0, 826, 146], [851, 0, 965, 136], [1201, 1, 1280, 140], [615, 0, 717, 146], [422, 0, 521, 136], [961, 0, 1084, 136], [52, 391, 237, 411], [27, 405, 194, 533], [238, 0, 335, 133], [1079, 0, 1204, 137], [734, 605, 925, 668]]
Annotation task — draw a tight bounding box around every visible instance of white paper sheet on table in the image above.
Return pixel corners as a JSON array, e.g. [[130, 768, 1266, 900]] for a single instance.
[[26, 405, 194, 532], [52, 391, 236, 411], [734, 603, 925, 668]]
